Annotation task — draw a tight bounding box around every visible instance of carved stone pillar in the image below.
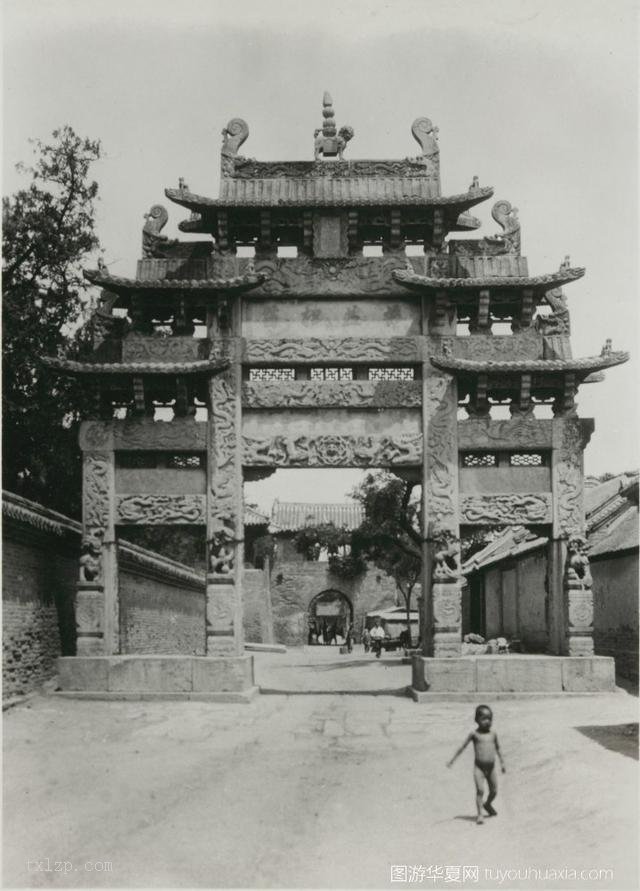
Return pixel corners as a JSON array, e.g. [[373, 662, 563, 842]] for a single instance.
[[207, 335, 244, 656], [550, 417, 594, 656], [78, 424, 118, 655], [422, 343, 462, 657]]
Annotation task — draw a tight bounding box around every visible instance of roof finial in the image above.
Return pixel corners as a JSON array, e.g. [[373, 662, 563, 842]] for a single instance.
[[322, 91, 337, 138], [314, 92, 354, 160]]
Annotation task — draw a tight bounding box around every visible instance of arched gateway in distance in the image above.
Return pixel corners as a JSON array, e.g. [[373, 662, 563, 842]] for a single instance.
[[48, 93, 628, 698]]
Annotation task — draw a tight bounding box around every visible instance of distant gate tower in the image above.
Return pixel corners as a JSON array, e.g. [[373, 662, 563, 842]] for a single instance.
[[49, 94, 628, 696]]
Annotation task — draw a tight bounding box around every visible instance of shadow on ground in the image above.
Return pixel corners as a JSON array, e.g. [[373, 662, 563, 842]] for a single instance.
[[575, 723, 639, 760], [259, 687, 410, 696]]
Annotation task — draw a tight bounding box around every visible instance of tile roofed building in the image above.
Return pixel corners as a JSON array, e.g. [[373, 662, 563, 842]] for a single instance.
[[270, 500, 364, 533]]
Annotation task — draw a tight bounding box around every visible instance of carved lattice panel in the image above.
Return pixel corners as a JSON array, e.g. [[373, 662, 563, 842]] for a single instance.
[[509, 452, 545, 467], [248, 368, 296, 381], [368, 367, 415, 381], [461, 453, 497, 468], [310, 367, 354, 381]]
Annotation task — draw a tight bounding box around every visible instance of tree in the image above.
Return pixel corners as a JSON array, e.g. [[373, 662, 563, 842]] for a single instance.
[[348, 473, 497, 646], [3, 126, 102, 515], [294, 522, 367, 578], [350, 472, 422, 645]]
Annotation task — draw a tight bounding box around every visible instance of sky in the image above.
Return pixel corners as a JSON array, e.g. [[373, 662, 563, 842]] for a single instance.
[[3, 0, 638, 510]]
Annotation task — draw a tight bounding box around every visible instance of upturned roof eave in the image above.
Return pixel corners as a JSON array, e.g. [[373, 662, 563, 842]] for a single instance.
[[42, 357, 229, 376], [164, 185, 494, 211], [430, 350, 629, 376], [393, 267, 586, 291], [83, 269, 267, 294]]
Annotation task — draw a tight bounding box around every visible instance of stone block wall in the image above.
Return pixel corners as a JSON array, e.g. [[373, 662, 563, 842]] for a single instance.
[[270, 560, 401, 646], [118, 545, 205, 655], [592, 552, 638, 681]]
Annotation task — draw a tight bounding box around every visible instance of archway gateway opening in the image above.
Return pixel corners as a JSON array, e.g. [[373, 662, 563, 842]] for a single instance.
[[308, 589, 353, 645]]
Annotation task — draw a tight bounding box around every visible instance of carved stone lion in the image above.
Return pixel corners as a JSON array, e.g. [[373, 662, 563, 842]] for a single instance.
[[432, 531, 461, 581], [565, 535, 592, 588], [208, 533, 235, 575], [79, 532, 102, 583]]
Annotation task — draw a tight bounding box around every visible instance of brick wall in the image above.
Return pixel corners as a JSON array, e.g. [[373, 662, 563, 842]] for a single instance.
[[592, 551, 639, 681], [2, 501, 78, 697], [243, 568, 273, 644]]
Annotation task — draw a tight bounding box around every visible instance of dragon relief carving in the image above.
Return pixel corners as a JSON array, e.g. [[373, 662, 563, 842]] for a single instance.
[[426, 373, 458, 535], [249, 256, 407, 297], [556, 420, 584, 536], [242, 434, 422, 467], [116, 494, 206, 524], [83, 453, 111, 532], [243, 336, 419, 364], [113, 419, 207, 451], [208, 374, 241, 577], [460, 493, 552, 525], [241, 380, 422, 409], [458, 418, 552, 450]]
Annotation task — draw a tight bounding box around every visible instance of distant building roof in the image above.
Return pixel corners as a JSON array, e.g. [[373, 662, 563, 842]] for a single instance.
[[244, 505, 270, 527], [586, 472, 638, 558], [270, 500, 364, 533]]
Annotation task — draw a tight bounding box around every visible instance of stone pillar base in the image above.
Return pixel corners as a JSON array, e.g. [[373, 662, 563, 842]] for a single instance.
[[76, 583, 105, 656], [431, 580, 462, 658], [565, 582, 594, 657], [58, 655, 257, 700], [206, 577, 242, 656]]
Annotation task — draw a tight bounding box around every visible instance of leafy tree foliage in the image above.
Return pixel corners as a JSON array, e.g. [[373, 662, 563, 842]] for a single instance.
[[350, 473, 422, 644], [294, 522, 367, 579], [3, 127, 102, 515]]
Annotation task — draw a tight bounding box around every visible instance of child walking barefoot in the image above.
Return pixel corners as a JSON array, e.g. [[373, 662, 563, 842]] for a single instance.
[[447, 705, 506, 824]]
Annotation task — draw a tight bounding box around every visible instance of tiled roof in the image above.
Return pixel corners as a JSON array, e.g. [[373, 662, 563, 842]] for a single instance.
[[586, 473, 638, 557], [431, 351, 629, 376], [166, 185, 494, 210], [43, 358, 228, 376], [270, 500, 364, 533], [394, 267, 585, 290], [463, 527, 548, 574], [589, 507, 638, 557], [83, 269, 266, 293], [245, 505, 270, 527]]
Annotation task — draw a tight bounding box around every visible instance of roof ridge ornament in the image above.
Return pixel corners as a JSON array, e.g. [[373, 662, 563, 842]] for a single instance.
[[489, 200, 521, 255], [314, 92, 354, 160], [410, 117, 440, 178], [221, 118, 249, 175]]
